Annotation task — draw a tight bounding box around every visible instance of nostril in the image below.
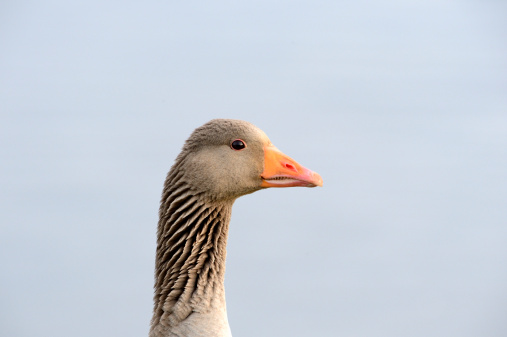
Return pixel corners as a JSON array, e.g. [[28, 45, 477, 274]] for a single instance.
[[284, 162, 297, 172]]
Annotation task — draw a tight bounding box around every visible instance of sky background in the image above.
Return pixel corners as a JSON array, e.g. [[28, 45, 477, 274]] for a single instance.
[[1, 1, 506, 336]]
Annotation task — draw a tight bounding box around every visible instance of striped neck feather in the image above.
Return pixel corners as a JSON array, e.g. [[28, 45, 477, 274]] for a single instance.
[[151, 174, 233, 331]]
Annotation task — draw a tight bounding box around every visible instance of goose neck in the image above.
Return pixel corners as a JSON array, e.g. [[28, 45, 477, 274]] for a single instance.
[[151, 189, 234, 331]]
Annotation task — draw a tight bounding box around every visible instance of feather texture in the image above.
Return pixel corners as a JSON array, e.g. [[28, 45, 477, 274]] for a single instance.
[[149, 119, 321, 336]]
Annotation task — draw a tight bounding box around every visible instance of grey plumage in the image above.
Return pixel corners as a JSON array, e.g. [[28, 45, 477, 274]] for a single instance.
[[150, 119, 322, 337]]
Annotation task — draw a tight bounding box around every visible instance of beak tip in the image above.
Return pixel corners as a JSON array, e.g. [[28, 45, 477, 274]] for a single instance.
[[313, 173, 323, 187], [303, 171, 323, 187]]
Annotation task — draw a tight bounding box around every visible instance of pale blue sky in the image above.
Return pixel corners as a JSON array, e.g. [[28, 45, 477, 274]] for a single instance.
[[1, 1, 506, 336]]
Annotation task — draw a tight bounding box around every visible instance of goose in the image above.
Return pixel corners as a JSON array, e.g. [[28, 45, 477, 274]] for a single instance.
[[149, 119, 323, 337]]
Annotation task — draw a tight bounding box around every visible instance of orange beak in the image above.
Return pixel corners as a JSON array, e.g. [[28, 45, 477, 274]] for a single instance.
[[261, 145, 323, 188]]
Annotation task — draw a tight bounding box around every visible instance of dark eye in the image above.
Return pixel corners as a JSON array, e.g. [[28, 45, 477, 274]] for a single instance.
[[231, 139, 246, 150]]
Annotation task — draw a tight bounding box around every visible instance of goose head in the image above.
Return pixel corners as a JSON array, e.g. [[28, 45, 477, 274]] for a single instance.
[[176, 119, 323, 201]]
